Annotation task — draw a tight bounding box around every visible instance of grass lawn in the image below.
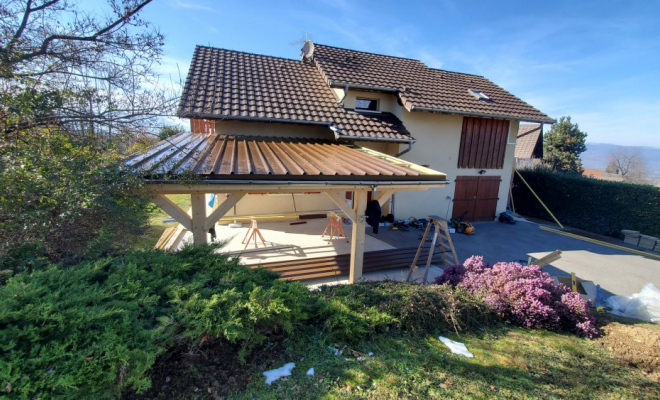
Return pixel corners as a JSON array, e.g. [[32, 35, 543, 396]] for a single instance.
[[138, 316, 659, 399], [132, 194, 191, 250], [238, 326, 657, 399]]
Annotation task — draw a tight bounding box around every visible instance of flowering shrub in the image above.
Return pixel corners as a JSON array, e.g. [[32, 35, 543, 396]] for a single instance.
[[437, 256, 599, 338]]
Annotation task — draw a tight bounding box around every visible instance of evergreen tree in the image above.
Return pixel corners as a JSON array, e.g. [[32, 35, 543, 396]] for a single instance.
[[543, 116, 587, 173]]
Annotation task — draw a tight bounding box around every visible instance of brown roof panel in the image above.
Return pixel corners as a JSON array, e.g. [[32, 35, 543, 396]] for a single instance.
[[178, 46, 413, 142], [126, 134, 446, 182]]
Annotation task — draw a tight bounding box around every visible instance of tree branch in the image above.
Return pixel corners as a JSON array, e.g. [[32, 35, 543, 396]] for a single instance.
[[18, 0, 153, 62]]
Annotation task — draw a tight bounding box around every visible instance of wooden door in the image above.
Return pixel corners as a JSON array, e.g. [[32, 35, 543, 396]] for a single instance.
[[452, 176, 501, 222], [452, 176, 479, 221], [473, 176, 501, 221]]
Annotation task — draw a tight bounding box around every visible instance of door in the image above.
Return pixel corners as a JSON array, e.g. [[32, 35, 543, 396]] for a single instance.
[[452, 176, 501, 222]]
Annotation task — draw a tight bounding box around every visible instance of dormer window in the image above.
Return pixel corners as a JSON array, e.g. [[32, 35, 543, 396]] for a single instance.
[[355, 97, 379, 112], [468, 89, 490, 101]]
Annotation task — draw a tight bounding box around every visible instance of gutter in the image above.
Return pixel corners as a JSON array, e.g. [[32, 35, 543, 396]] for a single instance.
[[335, 133, 415, 144], [179, 112, 330, 126], [328, 80, 400, 93], [145, 179, 450, 186], [410, 105, 556, 124]]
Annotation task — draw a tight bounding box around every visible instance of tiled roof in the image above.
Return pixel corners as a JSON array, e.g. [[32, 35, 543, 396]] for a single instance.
[[126, 133, 447, 182], [515, 124, 543, 158], [313, 44, 555, 124], [582, 168, 624, 182], [177, 46, 413, 142]]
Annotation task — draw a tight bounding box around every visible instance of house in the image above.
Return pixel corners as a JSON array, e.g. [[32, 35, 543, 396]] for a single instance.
[[582, 168, 624, 182], [175, 41, 554, 223], [515, 124, 544, 169]]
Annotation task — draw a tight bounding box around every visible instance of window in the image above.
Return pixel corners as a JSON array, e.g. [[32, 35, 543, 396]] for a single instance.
[[355, 97, 379, 112], [468, 89, 490, 101], [457, 117, 510, 169]]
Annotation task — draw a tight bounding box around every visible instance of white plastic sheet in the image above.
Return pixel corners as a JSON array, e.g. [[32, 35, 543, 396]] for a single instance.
[[438, 336, 474, 358], [605, 283, 660, 323], [263, 362, 295, 385]]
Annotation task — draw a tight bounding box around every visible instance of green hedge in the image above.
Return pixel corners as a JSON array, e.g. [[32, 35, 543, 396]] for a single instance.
[[512, 168, 660, 238]]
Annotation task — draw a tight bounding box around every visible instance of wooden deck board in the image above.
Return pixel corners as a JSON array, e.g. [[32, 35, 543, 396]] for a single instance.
[[252, 246, 449, 281]]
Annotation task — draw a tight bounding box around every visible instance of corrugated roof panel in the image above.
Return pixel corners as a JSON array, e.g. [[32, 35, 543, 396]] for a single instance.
[[126, 134, 445, 182]]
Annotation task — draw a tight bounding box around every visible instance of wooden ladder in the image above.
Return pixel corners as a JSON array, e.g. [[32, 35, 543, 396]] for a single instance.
[[406, 215, 459, 284]]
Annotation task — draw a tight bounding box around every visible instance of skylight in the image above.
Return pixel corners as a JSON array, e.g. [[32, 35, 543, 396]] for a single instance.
[[468, 89, 490, 101]]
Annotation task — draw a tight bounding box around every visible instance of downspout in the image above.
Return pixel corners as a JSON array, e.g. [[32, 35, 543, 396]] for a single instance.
[[337, 84, 349, 105], [396, 140, 414, 157]]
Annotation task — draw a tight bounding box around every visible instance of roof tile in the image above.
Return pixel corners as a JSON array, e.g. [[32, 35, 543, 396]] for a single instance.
[[178, 46, 412, 141]]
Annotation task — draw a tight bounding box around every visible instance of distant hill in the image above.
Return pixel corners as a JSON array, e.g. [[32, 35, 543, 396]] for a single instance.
[[581, 143, 660, 181]]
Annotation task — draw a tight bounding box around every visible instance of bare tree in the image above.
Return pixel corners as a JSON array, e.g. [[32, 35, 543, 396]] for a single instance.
[[606, 147, 650, 184], [0, 0, 179, 137]]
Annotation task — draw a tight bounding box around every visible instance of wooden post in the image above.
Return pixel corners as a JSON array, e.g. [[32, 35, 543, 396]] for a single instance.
[[191, 193, 208, 245], [349, 191, 368, 283]]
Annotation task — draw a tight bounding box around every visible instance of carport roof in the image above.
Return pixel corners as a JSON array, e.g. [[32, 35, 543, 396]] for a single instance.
[[126, 132, 447, 183]]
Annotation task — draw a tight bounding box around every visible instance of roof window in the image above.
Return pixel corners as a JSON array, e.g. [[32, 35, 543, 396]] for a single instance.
[[468, 89, 490, 101], [355, 97, 379, 112]]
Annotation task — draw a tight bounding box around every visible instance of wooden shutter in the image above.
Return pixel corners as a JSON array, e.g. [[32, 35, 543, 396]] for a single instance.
[[458, 117, 510, 169]]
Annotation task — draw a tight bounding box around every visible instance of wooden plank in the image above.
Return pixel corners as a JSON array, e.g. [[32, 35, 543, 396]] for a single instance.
[[482, 119, 494, 169], [152, 194, 192, 231], [349, 191, 368, 283], [497, 120, 510, 169]]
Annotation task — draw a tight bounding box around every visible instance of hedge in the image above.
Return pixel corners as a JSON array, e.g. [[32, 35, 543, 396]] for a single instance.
[[512, 168, 660, 239]]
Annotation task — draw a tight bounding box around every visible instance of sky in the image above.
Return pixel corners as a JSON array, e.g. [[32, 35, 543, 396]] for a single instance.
[[133, 0, 659, 147]]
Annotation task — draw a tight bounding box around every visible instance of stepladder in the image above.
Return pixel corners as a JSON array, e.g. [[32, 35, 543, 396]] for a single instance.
[[406, 215, 459, 284]]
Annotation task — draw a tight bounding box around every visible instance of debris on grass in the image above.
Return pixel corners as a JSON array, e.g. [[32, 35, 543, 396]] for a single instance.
[[438, 336, 474, 358], [306, 368, 315, 376], [263, 362, 295, 385]]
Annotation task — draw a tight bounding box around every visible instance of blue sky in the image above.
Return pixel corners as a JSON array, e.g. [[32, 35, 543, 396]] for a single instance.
[[137, 0, 659, 147]]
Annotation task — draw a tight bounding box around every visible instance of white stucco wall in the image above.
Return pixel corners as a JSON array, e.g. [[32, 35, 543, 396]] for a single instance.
[[393, 111, 518, 221]]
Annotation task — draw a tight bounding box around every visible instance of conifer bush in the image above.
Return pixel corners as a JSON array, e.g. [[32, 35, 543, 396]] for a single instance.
[[436, 256, 599, 338], [0, 245, 316, 398]]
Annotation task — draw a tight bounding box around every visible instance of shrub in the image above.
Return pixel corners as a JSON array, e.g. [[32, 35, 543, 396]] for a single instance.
[[512, 167, 660, 238], [0, 245, 317, 398], [317, 281, 500, 337], [437, 256, 599, 338], [0, 128, 152, 271]]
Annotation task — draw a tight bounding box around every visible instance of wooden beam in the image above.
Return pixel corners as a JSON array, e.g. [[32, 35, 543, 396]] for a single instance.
[[324, 191, 357, 222], [373, 190, 395, 207], [349, 191, 368, 283], [204, 193, 246, 230], [152, 194, 192, 231], [191, 193, 208, 245]]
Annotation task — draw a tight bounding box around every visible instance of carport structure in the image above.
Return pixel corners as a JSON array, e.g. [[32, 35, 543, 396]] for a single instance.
[[126, 132, 449, 283]]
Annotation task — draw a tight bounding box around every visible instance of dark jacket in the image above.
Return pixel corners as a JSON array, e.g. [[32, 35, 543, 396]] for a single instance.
[[365, 200, 382, 234]]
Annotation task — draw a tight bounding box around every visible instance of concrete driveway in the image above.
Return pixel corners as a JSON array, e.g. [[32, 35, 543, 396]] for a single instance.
[[369, 219, 660, 298]]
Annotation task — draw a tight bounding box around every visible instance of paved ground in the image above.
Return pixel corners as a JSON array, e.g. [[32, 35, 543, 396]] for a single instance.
[[368, 219, 660, 298]]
